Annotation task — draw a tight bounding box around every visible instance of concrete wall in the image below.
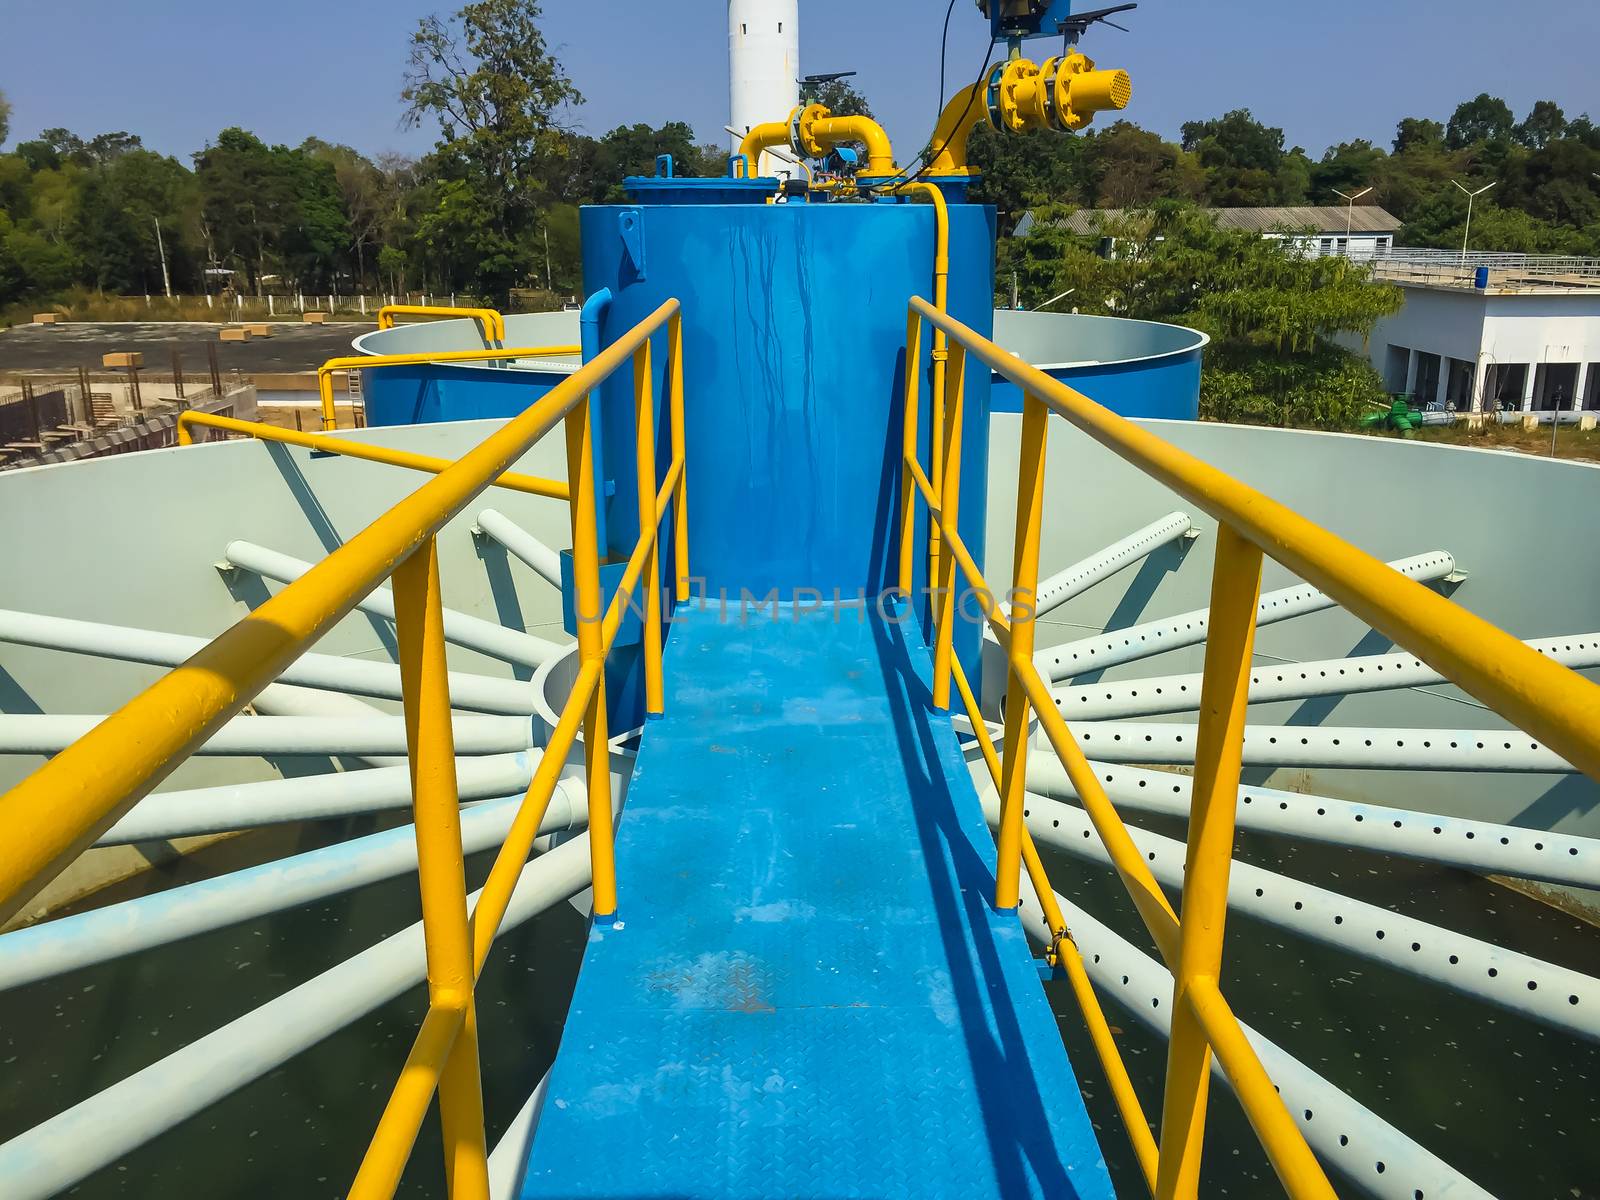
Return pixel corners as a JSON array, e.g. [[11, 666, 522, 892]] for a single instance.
[[1348, 285, 1600, 411]]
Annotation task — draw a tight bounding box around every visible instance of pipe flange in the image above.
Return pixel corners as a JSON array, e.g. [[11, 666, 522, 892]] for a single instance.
[[791, 103, 830, 160], [1049, 50, 1091, 132], [990, 59, 1039, 135]]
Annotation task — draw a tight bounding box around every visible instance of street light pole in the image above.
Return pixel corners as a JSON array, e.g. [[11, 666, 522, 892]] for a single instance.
[[1452, 179, 1497, 266], [152, 217, 172, 300], [1332, 186, 1372, 245]]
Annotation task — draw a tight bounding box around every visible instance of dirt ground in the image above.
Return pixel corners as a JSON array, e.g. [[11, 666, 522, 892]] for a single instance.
[[0, 321, 372, 376], [1394, 422, 1600, 465]]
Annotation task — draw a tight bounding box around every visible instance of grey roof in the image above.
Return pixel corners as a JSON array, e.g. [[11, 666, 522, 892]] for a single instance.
[[1053, 205, 1402, 236]]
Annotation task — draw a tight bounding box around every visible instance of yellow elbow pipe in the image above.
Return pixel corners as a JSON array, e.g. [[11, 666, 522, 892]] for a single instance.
[[925, 80, 991, 176], [737, 117, 796, 176], [807, 114, 897, 177]]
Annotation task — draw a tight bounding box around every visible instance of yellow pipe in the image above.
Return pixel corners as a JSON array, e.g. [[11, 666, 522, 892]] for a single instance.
[[897, 310, 923, 598], [633, 340, 665, 716], [993, 392, 1048, 911], [804, 112, 897, 176], [377, 304, 507, 346], [565, 400, 616, 921], [0, 300, 676, 927], [908, 294, 1600, 783], [1187, 977, 1337, 1200], [905, 456, 1011, 647], [737, 114, 797, 176], [316, 345, 581, 431], [930, 343, 966, 712], [950, 656, 1160, 1195], [896, 188, 940, 611], [348, 1003, 468, 1200], [925, 80, 990, 176], [392, 535, 489, 1198], [668, 314, 690, 604], [176, 411, 570, 501], [1155, 525, 1262, 1199]]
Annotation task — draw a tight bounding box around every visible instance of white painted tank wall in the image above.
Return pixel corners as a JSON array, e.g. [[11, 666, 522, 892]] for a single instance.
[[986, 415, 1600, 860], [0, 421, 574, 807], [1, 416, 1596, 911]]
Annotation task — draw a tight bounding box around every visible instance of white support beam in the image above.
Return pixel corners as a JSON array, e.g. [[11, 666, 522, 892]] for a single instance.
[[97, 754, 535, 846], [1034, 551, 1457, 683], [476, 508, 564, 589], [1048, 633, 1600, 721], [0, 608, 539, 716], [1010, 789, 1600, 1042], [1043, 721, 1572, 772], [999, 511, 1194, 625], [0, 779, 588, 991], [0, 714, 535, 758], [0, 835, 593, 1200], [1008, 872, 1496, 1200], [1025, 757, 1600, 890], [223, 540, 564, 669]]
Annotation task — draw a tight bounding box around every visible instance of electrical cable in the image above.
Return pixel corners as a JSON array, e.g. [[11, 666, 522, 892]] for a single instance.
[[873, 32, 998, 194]]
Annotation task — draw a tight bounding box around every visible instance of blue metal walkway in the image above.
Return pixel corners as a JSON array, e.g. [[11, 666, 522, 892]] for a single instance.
[[518, 603, 1115, 1199]]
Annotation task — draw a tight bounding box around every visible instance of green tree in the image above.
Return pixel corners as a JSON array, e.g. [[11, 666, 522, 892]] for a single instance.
[[798, 77, 873, 119], [1310, 139, 1387, 201], [401, 0, 581, 299], [1180, 109, 1297, 205], [1393, 117, 1444, 155], [1087, 121, 1205, 208], [1005, 205, 1402, 427], [1446, 94, 1514, 149], [0, 89, 10, 148], [1513, 100, 1566, 150]]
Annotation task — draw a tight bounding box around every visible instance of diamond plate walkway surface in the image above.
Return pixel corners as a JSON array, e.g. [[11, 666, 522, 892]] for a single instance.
[[518, 603, 1116, 1199]]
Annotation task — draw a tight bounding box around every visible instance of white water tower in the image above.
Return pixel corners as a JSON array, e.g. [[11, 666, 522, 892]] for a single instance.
[[728, 0, 800, 174]]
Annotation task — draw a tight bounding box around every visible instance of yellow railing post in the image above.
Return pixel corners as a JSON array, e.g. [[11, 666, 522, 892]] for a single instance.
[[391, 536, 489, 1200], [898, 309, 923, 599], [634, 339, 665, 716], [567, 401, 617, 920], [668, 313, 690, 604], [995, 391, 1049, 910], [930, 343, 966, 710], [1154, 522, 1262, 1200], [928, 332, 949, 613]]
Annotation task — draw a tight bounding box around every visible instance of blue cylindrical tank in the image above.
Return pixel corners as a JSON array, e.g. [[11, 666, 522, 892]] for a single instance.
[[581, 189, 995, 677]]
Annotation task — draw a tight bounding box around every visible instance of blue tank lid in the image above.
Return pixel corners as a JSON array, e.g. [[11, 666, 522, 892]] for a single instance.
[[622, 153, 777, 205]]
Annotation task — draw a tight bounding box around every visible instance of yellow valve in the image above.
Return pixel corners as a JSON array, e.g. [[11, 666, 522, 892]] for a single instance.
[[1050, 50, 1132, 132], [923, 52, 1132, 178]]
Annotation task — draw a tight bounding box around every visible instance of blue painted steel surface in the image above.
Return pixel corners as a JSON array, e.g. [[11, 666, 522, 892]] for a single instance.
[[989, 350, 1202, 418], [580, 201, 994, 601], [518, 603, 1115, 1199], [360, 361, 570, 427]]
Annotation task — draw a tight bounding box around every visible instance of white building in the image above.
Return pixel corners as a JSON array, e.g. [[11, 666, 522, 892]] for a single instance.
[[1040, 205, 1403, 260], [1352, 253, 1600, 414]]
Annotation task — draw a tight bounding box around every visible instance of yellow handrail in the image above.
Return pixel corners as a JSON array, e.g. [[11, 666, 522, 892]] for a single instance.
[[317, 344, 582, 431], [0, 306, 669, 925], [908, 295, 1600, 780], [377, 304, 507, 345], [0, 299, 688, 1200], [898, 292, 1600, 1198], [176, 410, 570, 500]]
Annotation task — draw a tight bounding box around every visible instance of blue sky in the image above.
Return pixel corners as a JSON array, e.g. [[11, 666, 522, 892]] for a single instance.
[[3, 1, 1597, 167]]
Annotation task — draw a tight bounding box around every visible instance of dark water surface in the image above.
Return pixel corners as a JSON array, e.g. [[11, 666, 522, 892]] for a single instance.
[[1, 814, 1595, 1198]]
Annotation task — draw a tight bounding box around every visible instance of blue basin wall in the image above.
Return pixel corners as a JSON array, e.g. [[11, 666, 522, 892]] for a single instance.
[[354, 311, 580, 425], [988, 309, 1206, 419]]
